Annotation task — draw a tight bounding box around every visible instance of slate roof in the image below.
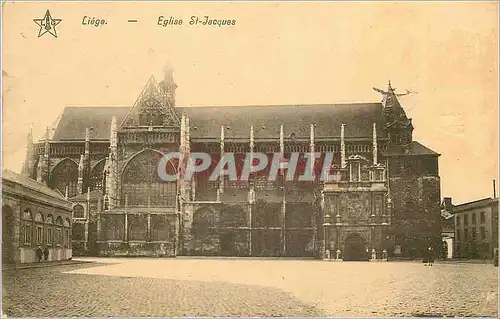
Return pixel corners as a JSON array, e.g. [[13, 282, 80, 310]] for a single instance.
[[178, 103, 385, 139], [52, 107, 130, 141], [383, 141, 440, 157], [2, 169, 68, 200], [49, 103, 387, 141]]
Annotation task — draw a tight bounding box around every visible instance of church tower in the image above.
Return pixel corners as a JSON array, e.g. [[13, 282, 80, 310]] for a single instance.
[[379, 81, 414, 146]]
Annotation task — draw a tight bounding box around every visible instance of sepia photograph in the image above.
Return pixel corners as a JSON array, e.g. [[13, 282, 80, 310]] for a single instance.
[[1, 1, 498, 317]]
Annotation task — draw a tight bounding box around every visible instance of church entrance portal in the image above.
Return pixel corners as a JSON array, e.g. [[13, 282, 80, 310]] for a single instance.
[[344, 233, 368, 261]]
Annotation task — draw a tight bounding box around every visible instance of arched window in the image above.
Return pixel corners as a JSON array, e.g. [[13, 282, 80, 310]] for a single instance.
[[128, 218, 147, 241], [104, 218, 124, 241], [90, 160, 106, 191], [73, 204, 85, 219], [46, 214, 54, 245], [34, 212, 44, 245], [121, 150, 177, 207], [49, 159, 79, 198], [22, 209, 33, 246], [151, 218, 169, 241]]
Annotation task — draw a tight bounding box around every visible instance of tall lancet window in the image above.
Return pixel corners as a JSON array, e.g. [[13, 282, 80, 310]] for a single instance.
[[350, 162, 361, 182], [90, 160, 106, 191], [121, 149, 177, 207], [49, 159, 79, 198]]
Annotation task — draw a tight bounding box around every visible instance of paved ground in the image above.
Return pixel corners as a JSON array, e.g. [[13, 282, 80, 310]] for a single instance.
[[3, 258, 498, 317]]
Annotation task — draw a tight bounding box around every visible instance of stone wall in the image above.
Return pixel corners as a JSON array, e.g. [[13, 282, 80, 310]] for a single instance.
[[389, 174, 442, 257]]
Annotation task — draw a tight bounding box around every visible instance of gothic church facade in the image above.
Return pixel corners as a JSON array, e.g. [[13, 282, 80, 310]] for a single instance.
[[22, 67, 442, 260]]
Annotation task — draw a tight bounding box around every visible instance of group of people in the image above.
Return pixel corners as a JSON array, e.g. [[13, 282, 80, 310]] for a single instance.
[[423, 246, 435, 266], [35, 245, 49, 262]]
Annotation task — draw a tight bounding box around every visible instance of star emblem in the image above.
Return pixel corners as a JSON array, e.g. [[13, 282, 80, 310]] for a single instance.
[[33, 10, 62, 38]]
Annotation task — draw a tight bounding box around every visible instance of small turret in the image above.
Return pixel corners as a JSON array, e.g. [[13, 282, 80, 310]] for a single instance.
[[159, 62, 177, 106]]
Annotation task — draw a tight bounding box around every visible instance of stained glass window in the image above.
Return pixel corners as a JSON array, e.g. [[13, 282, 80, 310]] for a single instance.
[[90, 160, 106, 191], [121, 150, 177, 207], [73, 204, 84, 219]]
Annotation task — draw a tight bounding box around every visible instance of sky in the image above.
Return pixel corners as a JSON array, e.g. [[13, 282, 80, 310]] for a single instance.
[[2, 1, 498, 204]]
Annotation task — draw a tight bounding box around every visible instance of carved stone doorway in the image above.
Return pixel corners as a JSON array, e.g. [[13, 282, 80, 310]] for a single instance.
[[344, 233, 368, 261]]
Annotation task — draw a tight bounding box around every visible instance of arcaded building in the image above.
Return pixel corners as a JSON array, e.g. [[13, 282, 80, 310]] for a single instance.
[[21, 67, 442, 260], [2, 169, 73, 264]]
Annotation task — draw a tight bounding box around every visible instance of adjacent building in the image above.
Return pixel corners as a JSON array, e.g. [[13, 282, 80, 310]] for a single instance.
[[452, 197, 499, 259], [2, 169, 73, 264], [20, 67, 442, 260]]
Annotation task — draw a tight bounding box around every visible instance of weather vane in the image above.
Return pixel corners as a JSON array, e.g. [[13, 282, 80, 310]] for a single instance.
[[372, 80, 417, 97]]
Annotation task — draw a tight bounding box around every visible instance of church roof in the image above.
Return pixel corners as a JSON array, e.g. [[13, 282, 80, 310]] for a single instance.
[[178, 103, 385, 140], [52, 107, 130, 141], [50, 103, 387, 141], [383, 141, 440, 157]]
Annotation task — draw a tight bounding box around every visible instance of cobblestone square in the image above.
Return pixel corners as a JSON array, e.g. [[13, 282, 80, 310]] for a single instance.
[[2, 258, 498, 317]]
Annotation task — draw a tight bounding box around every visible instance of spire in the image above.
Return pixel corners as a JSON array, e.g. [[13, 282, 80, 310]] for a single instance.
[[382, 81, 401, 109], [180, 115, 186, 151], [372, 123, 378, 165], [110, 117, 117, 154], [186, 116, 190, 151], [160, 62, 177, 106], [250, 125, 254, 151], [78, 155, 84, 194], [44, 126, 50, 158], [279, 125, 284, 155], [341, 124, 346, 168], [85, 127, 90, 155], [22, 125, 34, 177], [36, 155, 43, 183]]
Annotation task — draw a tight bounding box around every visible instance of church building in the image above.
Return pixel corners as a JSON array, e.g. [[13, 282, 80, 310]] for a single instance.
[[21, 66, 442, 260]]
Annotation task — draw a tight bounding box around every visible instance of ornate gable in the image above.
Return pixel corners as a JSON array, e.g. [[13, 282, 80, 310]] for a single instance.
[[120, 76, 180, 128]]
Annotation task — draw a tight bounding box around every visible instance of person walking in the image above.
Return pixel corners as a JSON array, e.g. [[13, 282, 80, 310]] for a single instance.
[[35, 246, 43, 263], [43, 246, 49, 262], [427, 246, 434, 266]]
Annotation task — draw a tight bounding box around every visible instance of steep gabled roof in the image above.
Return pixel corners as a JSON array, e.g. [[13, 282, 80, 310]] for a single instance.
[[51, 107, 130, 141], [120, 76, 180, 128]]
